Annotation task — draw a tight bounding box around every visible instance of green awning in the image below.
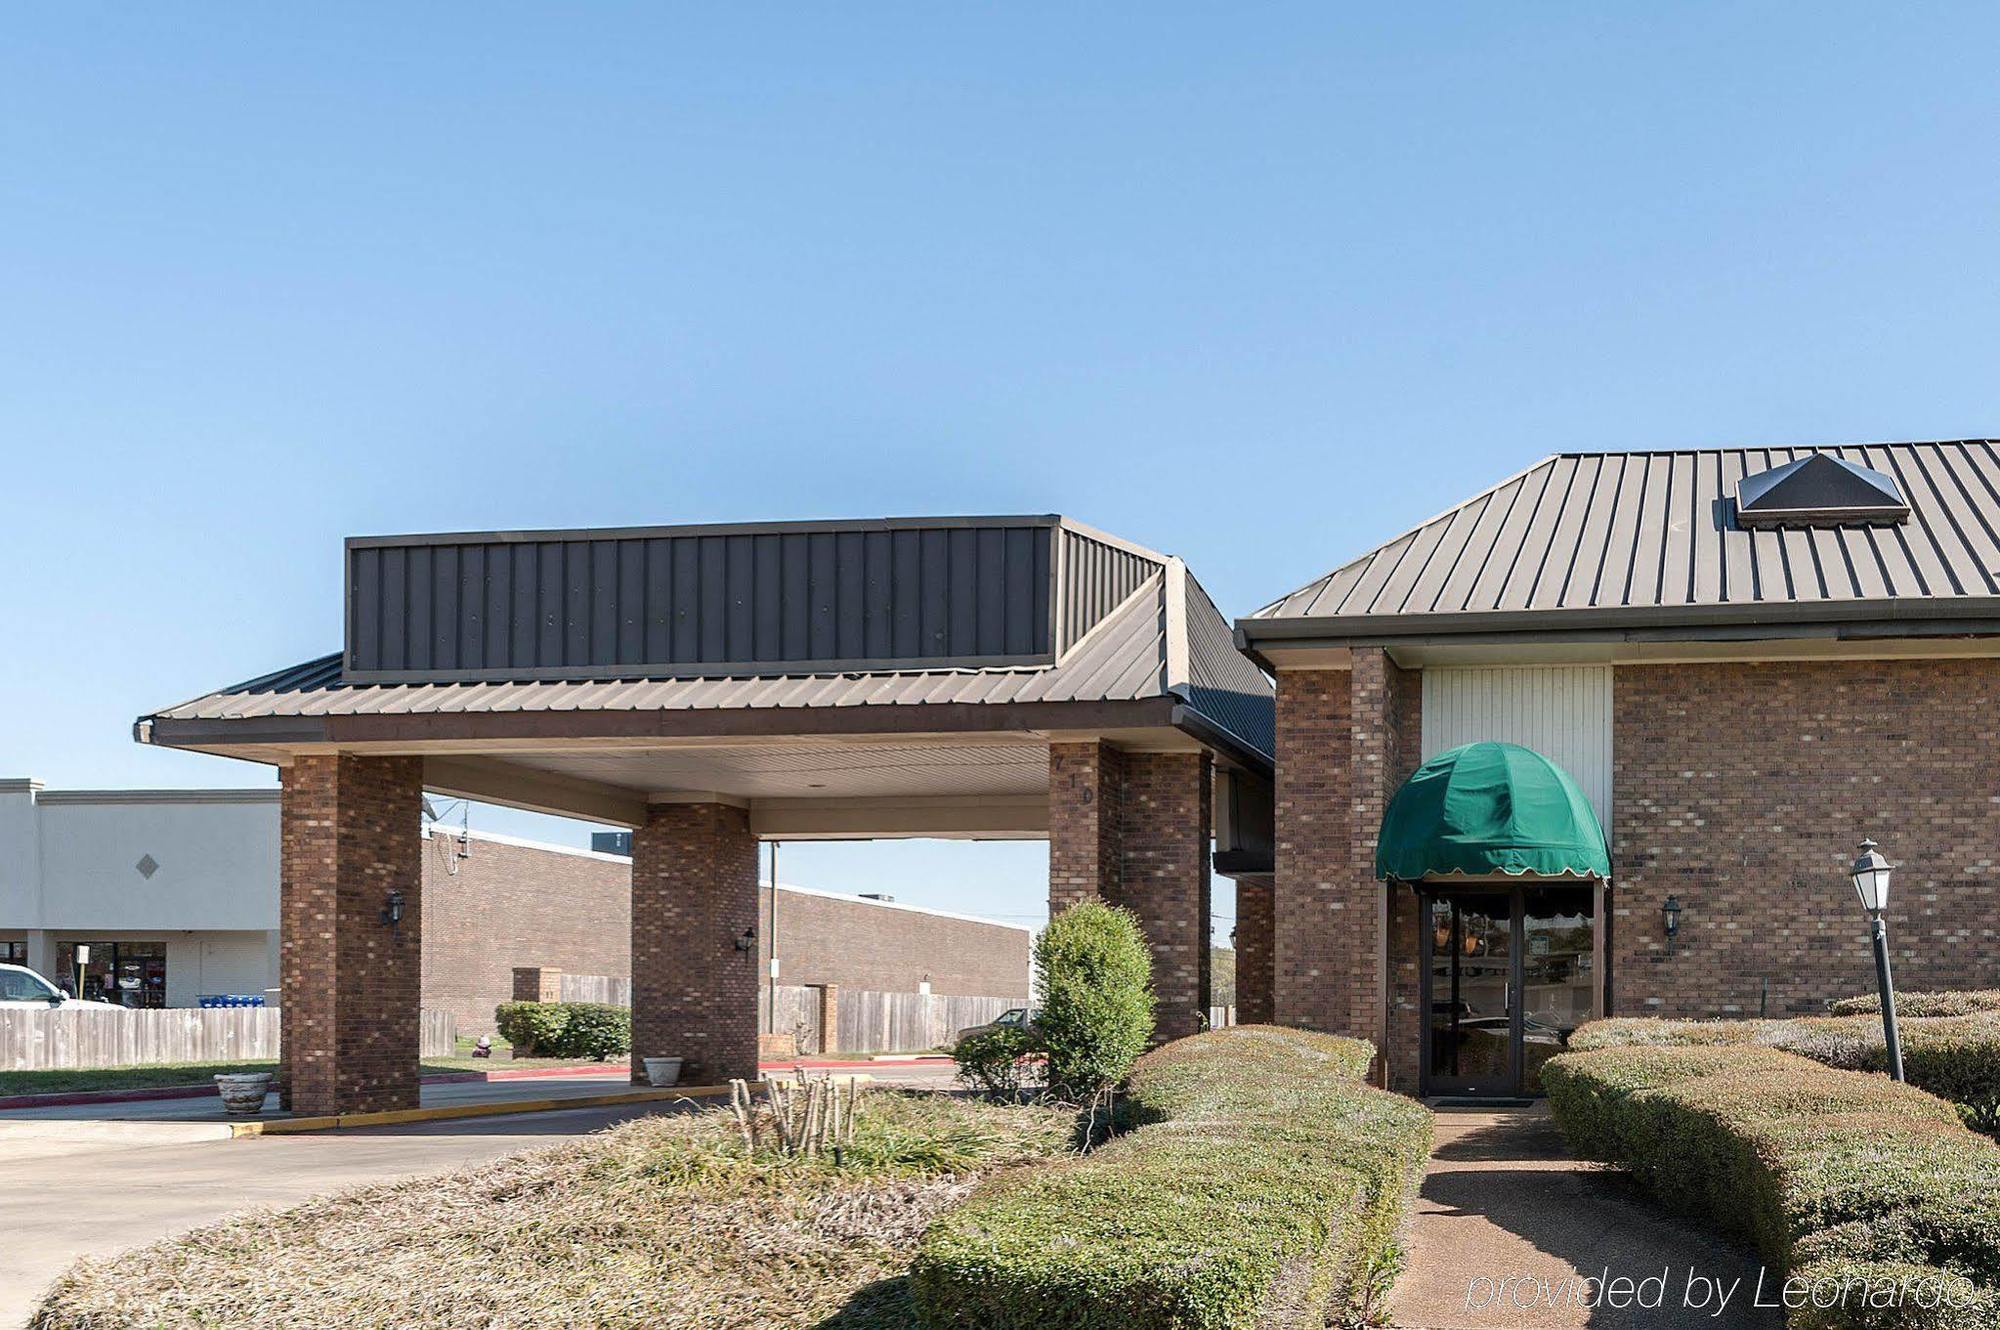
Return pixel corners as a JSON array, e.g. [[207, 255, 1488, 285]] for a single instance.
[[1375, 741, 1610, 881]]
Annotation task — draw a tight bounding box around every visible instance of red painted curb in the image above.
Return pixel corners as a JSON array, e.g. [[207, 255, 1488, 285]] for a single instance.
[[0, 1057, 950, 1111]]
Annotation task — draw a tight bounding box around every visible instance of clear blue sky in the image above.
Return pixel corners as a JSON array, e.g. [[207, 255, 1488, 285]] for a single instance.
[[5, 7, 1996, 943]]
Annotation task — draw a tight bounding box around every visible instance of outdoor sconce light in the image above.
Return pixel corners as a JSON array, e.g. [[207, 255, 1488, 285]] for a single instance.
[[1661, 895, 1682, 954], [1848, 838, 1905, 1081], [380, 889, 405, 928], [734, 927, 757, 953]]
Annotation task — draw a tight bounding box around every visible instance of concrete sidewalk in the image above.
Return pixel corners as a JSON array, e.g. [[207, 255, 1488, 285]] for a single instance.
[[1386, 1106, 1782, 1330]]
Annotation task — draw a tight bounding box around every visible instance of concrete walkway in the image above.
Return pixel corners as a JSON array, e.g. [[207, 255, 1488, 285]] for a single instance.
[[1386, 1106, 1782, 1330]]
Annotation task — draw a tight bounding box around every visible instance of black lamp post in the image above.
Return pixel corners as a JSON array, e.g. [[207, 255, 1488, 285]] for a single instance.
[[1848, 838, 1904, 1083]]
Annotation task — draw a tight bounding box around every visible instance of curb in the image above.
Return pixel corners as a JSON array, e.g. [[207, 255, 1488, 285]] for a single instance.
[[229, 1073, 875, 1137]]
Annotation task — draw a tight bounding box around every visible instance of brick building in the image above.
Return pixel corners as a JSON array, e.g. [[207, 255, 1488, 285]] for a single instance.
[[138, 454, 1995, 1111], [1236, 442, 2000, 1094]]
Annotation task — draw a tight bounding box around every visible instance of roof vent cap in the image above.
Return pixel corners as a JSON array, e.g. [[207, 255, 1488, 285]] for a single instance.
[[1735, 453, 1909, 528]]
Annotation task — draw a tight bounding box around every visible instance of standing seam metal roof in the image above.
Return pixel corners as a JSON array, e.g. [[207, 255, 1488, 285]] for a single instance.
[[151, 563, 1277, 762], [1247, 441, 2000, 625]]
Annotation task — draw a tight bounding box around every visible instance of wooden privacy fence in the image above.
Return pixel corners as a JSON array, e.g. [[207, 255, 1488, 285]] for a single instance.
[[836, 990, 1023, 1054], [554, 976, 1027, 1054], [0, 1007, 458, 1072], [557, 973, 632, 1007]]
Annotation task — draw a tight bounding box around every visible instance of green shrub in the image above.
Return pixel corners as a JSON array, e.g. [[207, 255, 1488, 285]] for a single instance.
[[912, 1025, 1432, 1330], [1542, 1045, 2000, 1330], [493, 1001, 633, 1060], [495, 1000, 569, 1056], [1831, 989, 2000, 1018], [954, 1025, 1041, 1098], [1034, 901, 1154, 1103], [1569, 1013, 2000, 1138], [559, 1002, 632, 1061]]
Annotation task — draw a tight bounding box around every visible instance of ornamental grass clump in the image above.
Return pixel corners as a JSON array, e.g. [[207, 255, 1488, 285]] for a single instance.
[[913, 1025, 1433, 1330], [1542, 1044, 2000, 1330]]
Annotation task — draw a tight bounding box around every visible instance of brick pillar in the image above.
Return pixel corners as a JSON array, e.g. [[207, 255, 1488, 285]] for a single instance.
[[1233, 876, 1274, 1024], [1120, 752, 1212, 1041], [1048, 741, 1125, 912], [819, 983, 840, 1055], [279, 754, 423, 1117], [1272, 651, 1420, 1073], [630, 802, 759, 1086], [1047, 742, 1212, 1043], [512, 967, 562, 1004]]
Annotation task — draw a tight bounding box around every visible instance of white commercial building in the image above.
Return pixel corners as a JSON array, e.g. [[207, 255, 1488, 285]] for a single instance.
[[0, 778, 279, 1007]]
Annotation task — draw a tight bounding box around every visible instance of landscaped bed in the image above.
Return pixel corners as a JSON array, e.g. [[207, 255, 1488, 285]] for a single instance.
[[31, 1090, 1076, 1330], [914, 1025, 1433, 1330], [1543, 1031, 2000, 1330]]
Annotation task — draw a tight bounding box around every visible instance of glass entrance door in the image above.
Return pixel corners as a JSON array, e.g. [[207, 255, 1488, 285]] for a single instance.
[[1422, 890, 1516, 1095], [1421, 883, 1599, 1096]]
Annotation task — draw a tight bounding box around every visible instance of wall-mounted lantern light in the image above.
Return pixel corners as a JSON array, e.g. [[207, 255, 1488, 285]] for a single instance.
[[734, 926, 757, 953], [1662, 895, 1683, 954], [1848, 838, 1905, 1082], [380, 890, 405, 928]]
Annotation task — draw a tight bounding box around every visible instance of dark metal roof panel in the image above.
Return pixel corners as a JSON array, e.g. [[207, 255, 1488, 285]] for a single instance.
[[152, 571, 1171, 719], [1176, 570, 1276, 761], [1245, 440, 2000, 633]]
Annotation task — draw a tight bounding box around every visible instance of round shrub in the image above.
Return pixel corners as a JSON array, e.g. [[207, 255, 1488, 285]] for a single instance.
[[559, 1002, 632, 1061], [1034, 901, 1154, 1103]]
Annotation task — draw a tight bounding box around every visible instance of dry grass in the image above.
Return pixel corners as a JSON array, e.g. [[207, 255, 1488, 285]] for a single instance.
[[32, 1091, 1075, 1330]]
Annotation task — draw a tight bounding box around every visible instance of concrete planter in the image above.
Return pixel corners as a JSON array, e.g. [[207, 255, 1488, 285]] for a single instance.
[[642, 1057, 683, 1088], [213, 1071, 273, 1116]]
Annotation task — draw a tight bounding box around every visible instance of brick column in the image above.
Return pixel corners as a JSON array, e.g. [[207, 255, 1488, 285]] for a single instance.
[[629, 802, 759, 1086], [819, 983, 840, 1055], [511, 967, 562, 1004], [1120, 752, 1212, 1041], [1272, 651, 1420, 1076], [279, 754, 423, 1117], [1233, 876, 1274, 1024], [1048, 741, 1125, 912], [1047, 742, 1212, 1043]]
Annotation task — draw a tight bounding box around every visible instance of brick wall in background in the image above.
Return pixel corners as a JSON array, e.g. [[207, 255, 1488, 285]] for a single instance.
[[422, 836, 629, 1035], [1613, 659, 2000, 1018], [432, 831, 1032, 1037], [757, 887, 1030, 998]]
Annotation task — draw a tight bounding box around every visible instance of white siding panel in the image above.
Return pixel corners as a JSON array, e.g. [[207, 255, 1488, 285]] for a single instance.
[[1420, 666, 1613, 825]]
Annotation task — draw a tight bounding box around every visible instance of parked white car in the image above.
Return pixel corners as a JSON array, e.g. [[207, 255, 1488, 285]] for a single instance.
[[0, 962, 119, 1009]]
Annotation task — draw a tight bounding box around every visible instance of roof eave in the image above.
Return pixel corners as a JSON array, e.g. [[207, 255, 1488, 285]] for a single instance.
[[1236, 595, 2000, 652]]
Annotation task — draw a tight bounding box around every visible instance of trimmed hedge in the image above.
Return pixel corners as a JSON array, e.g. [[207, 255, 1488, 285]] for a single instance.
[[911, 1026, 1431, 1330], [493, 1001, 632, 1060], [1543, 1045, 2000, 1330], [1832, 989, 2000, 1019], [1570, 1013, 2000, 1134]]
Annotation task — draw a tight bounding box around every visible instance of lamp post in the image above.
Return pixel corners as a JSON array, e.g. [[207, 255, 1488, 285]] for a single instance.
[[1848, 838, 1904, 1083]]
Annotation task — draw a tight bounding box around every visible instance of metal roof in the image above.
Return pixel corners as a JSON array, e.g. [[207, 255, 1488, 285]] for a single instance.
[[1243, 441, 2000, 643], [148, 550, 1275, 764]]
